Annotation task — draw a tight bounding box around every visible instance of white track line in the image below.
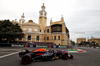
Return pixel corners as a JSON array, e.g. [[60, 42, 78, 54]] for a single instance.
[[0, 51, 20, 59]]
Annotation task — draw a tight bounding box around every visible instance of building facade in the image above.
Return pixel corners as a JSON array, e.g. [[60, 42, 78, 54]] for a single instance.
[[12, 3, 71, 45], [88, 38, 100, 46], [77, 38, 86, 44]]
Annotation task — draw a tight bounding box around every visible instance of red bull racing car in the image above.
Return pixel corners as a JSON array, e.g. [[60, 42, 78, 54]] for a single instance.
[[19, 48, 73, 64]]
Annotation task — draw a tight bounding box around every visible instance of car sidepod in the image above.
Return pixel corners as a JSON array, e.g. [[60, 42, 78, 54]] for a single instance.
[[41, 52, 56, 60]]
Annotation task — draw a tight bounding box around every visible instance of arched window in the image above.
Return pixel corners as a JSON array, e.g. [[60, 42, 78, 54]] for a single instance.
[[47, 29, 49, 33], [34, 28, 37, 31], [58, 36, 60, 40], [36, 36, 39, 40], [47, 37, 49, 40], [28, 36, 31, 40], [40, 30, 41, 32], [54, 36, 56, 40], [44, 37, 45, 40], [28, 28, 32, 32]]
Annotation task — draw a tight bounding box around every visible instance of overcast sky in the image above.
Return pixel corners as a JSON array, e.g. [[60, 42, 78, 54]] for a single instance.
[[0, 0, 100, 42]]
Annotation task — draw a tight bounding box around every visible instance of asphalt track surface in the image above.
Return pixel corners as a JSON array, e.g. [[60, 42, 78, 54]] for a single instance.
[[0, 47, 100, 66]]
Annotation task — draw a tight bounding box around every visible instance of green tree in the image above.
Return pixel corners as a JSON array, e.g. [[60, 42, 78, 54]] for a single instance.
[[70, 40, 75, 46], [80, 41, 86, 45], [0, 20, 24, 43], [72, 41, 75, 46]]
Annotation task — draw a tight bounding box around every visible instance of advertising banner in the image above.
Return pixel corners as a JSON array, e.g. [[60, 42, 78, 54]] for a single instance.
[[30, 45, 33, 47], [12, 44, 24, 47], [58, 45, 67, 48], [53, 45, 57, 48], [36, 45, 48, 48]]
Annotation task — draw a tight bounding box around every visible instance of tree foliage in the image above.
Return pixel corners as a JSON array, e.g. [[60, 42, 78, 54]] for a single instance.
[[70, 40, 75, 45], [0, 20, 24, 43]]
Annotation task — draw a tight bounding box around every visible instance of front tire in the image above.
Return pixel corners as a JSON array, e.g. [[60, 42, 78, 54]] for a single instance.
[[62, 53, 68, 60]]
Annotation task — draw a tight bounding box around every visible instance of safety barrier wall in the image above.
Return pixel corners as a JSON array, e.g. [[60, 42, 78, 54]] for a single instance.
[[1, 44, 99, 48], [11, 44, 72, 48]]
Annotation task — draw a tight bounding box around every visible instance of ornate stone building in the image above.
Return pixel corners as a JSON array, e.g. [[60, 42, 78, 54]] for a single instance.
[[12, 3, 71, 45], [88, 38, 100, 46], [77, 38, 86, 44]]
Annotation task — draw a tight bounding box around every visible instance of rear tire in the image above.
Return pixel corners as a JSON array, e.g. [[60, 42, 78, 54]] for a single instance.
[[21, 54, 32, 64]]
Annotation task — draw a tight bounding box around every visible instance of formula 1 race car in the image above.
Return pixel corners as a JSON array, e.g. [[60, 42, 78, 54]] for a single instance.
[[19, 48, 73, 64]]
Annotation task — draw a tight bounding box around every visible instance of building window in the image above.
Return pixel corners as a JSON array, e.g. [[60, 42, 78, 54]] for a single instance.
[[58, 36, 60, 40], [34, 28, 37, 31], [41, 13, 42, 15], [47, 29, 49, 33], [44, 14, 46, 16], [28, 28, 32, 32], [36, 36, 39, 40], [44, 37, 45, 40], [52, 36, 53, 40], [54, 36, 56, 40], [28, 36, 31, 40], [40, 30, 41, 32], [47, 37, 49, 40], [44, 30, 45, 33], [23, 28, 26, 30]]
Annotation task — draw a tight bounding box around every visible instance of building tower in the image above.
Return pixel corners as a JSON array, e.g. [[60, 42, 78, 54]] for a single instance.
[[19, 13, 25, 23], [39, 3, 47, 33]]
